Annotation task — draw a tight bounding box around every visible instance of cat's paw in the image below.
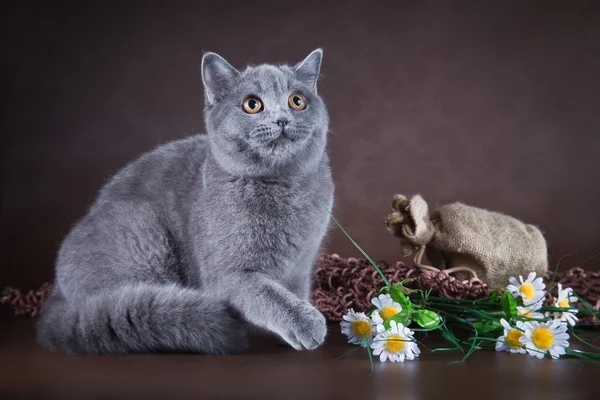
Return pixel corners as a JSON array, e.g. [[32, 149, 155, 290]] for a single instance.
[[279, 304, 327, 351]]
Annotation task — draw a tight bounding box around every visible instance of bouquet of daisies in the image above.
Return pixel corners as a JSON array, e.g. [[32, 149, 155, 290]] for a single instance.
[[323, 203, 600, 370], [340, 271, 599, 367]]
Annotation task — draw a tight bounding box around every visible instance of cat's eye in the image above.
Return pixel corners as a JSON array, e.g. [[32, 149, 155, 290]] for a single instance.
[[288, 94, 307, 110], [243, 97, 263, 114]]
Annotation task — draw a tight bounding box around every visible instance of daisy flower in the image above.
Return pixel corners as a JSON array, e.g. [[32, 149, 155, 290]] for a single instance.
[[370, 310, 384, 326], [340, 309, 380, 347], [548, 283, 579, 326], [495, 319, 526, 354], [517, 301, 545, 320], [371, 294, 402, 321], [519, 319, 570, 359], [506, 272, 546, 306], [371, 320, 420, 362]]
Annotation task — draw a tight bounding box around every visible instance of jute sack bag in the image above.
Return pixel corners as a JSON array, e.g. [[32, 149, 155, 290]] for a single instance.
[[384, 194, 548, 287]]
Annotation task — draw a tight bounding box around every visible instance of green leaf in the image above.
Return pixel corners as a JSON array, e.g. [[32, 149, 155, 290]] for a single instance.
[[390, 285, 412, 312], [472, 321, 488, 332], [379, 286, 390, 295], [472, 320, 502, 334], [383, 308, 412, 329], [413, 310, 441, 329], [487, 290, 498, 303], [365, 305, 377, 316], [515, 296, 524, 307], [501, 291, 517, 318], [430, 347, 462, 352]]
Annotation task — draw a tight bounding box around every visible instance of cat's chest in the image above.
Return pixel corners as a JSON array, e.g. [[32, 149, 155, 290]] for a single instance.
[[238, 179, 317, 228], [213, 178, 327, 245], [194, 173, 332, 275]]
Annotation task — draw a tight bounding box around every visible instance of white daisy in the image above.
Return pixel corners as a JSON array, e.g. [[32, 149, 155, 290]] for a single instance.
[[495, 319, 526, 354], [549, 283, 579, 326], [519, 319, 570, 359], [371, 320, 420, 363], [507, 272, 546, 306], [370, 310, 384, 326], [517, 301, 545, 320], [371, 294, 402, 321], [340, 309, 379, 347]]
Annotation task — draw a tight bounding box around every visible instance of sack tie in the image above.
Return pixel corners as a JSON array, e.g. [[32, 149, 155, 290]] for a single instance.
[[413, 245, 479, 280]]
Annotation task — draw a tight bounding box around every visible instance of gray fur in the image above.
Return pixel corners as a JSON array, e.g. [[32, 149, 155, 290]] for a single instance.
[[36, 49, 334, 354]]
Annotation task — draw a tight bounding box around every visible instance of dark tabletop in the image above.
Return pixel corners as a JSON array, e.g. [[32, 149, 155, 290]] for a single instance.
[[0, 316, 598, 399]]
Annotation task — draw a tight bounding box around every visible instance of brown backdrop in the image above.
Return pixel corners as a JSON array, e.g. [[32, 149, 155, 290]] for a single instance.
[[2, 0, 600, 290]]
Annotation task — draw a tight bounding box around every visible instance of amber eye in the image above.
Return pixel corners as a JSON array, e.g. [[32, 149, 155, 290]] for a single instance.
[[288, 94, 307, 110], [243, 97, 263, 114]]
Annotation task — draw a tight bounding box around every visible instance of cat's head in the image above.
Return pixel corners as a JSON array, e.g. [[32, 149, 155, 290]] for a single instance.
[[201, 49, 328, 177]]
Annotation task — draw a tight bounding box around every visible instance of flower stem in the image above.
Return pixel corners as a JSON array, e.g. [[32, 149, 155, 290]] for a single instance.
[[320, 200, 390, 287]]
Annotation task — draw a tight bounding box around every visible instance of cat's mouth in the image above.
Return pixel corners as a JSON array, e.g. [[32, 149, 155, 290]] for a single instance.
[[266, 134, 295, 152], [277, 128, 297, 142], [250, 127, 303, 146], [245, 124, 313, 159]]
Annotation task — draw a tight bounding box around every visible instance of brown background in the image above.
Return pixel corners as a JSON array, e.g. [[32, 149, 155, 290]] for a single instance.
[[2, 0, 600, 290]]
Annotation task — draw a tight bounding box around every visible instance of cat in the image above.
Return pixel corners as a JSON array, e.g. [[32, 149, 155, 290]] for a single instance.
[[35, 49, 335, 354]]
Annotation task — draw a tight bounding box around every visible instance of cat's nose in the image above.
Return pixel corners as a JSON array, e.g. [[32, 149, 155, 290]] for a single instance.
[[276, 119, 289, 127]]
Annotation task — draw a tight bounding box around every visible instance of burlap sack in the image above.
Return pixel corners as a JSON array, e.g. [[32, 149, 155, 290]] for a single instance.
[[385, 194, 548, 287]]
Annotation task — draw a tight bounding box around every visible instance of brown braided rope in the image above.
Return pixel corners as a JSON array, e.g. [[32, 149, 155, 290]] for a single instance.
[[311, 254, 600, 325], [1, 282, 52, 317], [311, 254, 490, 321], [2, 256, 599, 326]]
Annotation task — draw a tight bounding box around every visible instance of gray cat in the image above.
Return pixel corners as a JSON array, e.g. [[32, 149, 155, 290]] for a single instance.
[[36, 49, 334, 354]]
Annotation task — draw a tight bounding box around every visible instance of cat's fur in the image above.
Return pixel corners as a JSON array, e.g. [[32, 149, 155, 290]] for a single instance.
[[36, 49, 334, 354]]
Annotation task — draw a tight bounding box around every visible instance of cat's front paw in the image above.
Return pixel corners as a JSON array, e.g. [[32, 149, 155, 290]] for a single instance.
[[279, 304, 327, 351]]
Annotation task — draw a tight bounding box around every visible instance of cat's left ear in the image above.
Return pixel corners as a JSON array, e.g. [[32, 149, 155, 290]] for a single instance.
[[202, 52, 240, 105], [293, 48, 323, 92]]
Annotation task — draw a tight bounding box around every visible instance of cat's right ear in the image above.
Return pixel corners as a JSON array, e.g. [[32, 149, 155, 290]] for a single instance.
[[201, 52, 240, 105], [294, 49, 323, 92]]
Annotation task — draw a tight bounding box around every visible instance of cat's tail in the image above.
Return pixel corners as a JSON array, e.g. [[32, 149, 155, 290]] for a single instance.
[[35, 283, 247, 355]]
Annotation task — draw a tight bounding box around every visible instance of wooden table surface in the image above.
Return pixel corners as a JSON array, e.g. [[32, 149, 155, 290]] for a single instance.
[[1, 316, 598, 399]]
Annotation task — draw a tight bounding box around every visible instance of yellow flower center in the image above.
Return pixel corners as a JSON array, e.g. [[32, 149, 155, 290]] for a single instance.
[[505, 329, 524, 349], [520, 283, 535, 300], [351, 320, 372, 338], [385, 335, 406, 353], [531, 327, 554, 350], [558, 299, 569, 308], [380, 306, 400, 321]]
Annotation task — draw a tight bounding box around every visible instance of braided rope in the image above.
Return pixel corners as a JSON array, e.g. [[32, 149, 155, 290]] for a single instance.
[[1, 282, 52, 317], [311, 254, 600, 324]]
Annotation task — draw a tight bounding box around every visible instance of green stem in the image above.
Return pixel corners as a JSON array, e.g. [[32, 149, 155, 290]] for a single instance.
[[320, 201, 390, 287], [548, 251, 577, 288], [566, 349, 600, 366], [366, 342, 375, 375], [566, 348, 600, 360], [427, 304, 499, 321], [336, 345, 364, 360], [569, 328, 600, 352], [572, 293, 600, 324]]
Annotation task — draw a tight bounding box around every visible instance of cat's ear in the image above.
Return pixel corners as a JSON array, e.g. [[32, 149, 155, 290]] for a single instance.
[[293, 48, 323, 92], [201, 52, 240, 104]]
